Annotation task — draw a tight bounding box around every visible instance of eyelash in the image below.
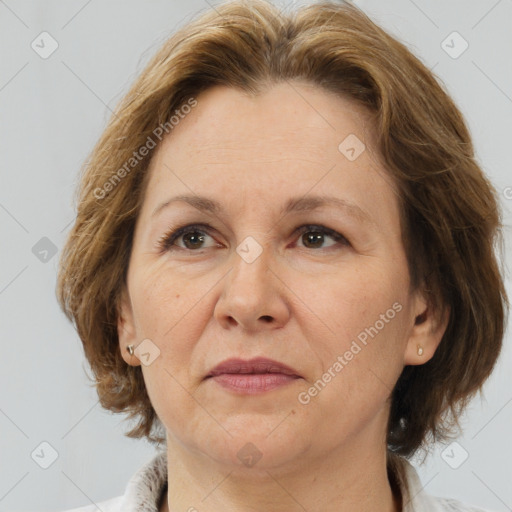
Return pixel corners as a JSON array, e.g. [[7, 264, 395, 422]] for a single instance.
[[156, 223, 350, 253]]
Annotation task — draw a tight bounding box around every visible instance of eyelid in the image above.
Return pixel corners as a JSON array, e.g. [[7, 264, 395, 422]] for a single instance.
[[155, 222, 217, 253], [156, 222, 350, 253], [294, 224, 349, 247]]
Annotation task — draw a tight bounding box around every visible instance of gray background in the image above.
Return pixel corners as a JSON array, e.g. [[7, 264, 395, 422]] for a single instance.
[[1, 0, 511, 510]]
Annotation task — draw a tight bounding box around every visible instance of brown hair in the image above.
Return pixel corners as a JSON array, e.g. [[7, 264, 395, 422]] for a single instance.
[[56, 0, 507, 458]]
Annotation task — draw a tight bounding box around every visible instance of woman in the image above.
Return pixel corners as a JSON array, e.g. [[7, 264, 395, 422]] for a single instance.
[[56, 0, 507, 511]]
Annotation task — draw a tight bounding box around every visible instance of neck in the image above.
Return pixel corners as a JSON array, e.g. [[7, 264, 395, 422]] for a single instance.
[[161, 429, 401, 512]]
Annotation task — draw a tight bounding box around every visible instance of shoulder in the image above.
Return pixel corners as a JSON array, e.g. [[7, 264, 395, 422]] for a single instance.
[[433, 496, 498, 512], [56, 495, 123, 512], [54, 449, 167, 512]]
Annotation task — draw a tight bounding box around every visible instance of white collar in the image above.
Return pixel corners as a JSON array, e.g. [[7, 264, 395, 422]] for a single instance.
[[398, 457, 445, 512], [118, 449, 444, 512], [119, 449, 167, 511]]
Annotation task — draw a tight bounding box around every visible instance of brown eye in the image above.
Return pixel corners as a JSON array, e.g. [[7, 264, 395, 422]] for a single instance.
[[157, 223, 217, 252], [156, 223, 349, 254], [180, 230, 208, 249], [295, 225, 349, 250]]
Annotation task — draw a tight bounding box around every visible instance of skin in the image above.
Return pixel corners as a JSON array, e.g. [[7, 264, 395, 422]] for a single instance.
[[118, 81, 448, 512]]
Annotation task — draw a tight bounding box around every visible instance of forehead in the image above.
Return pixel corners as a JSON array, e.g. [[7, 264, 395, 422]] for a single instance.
[[155, 82, 378, 162], [141, 82, 399, 229]]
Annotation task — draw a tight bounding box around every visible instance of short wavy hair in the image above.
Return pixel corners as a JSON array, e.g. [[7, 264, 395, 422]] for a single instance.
[[56, 0, 507, 458]]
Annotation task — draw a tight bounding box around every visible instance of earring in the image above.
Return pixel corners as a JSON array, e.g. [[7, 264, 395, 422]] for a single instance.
[[126, 344, 134, 356], [417, 344, 424, 356]]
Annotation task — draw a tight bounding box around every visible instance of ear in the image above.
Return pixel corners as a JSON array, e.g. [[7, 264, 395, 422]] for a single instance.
[[404, 289, 450, 366], [117, 286, 141, 367]]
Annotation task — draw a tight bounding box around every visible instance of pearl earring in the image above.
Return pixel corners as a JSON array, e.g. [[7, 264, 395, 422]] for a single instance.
[[417, 345, 424, 356]]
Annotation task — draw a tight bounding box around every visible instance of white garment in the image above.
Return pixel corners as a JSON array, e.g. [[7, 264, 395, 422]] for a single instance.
[[58, 450, 495, 512]]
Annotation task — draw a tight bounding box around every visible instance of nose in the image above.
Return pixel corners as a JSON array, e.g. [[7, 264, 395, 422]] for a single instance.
[[214, 244, 291, 332]]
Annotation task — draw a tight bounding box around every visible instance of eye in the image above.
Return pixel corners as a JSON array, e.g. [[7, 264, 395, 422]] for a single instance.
[[294, 224, 350, 250], [156, 223, 350, 253], [156, 223, 219, 253]]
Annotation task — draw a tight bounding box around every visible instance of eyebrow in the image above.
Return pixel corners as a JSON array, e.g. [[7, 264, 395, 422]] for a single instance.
[[151, 194, 374, 226]]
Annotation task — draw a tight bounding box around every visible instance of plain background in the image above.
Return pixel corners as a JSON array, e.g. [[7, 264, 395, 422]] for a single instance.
[[0, 0, 511, 510]]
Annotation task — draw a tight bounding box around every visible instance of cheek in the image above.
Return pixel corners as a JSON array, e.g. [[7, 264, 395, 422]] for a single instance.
[[310, 263, 407, 387], [130, 263, 199, 337], [318, 262, 400, 333], [133, 273, 206, 427], [129, 266, 218, 382]]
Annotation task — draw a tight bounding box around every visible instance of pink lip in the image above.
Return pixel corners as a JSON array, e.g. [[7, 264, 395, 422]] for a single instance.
[[206, 357, 302, 394]]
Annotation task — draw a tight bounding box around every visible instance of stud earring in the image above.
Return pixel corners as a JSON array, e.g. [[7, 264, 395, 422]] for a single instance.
[[417, 344, 424, 356], [126, 344, 134, 356]]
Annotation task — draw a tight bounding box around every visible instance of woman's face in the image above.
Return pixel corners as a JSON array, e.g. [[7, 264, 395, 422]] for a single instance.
[[118, 82, 439, 470]]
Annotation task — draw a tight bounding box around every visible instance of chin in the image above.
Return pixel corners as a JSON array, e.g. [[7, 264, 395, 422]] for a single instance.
[[193, 416, 312, 472]]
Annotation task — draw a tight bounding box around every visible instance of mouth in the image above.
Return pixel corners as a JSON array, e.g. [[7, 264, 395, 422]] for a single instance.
[[205, 357, 302, 394]]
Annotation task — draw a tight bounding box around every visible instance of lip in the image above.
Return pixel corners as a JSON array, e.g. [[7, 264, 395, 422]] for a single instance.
[[206, 357, 301, 378], [205, 357, 302, 394]]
